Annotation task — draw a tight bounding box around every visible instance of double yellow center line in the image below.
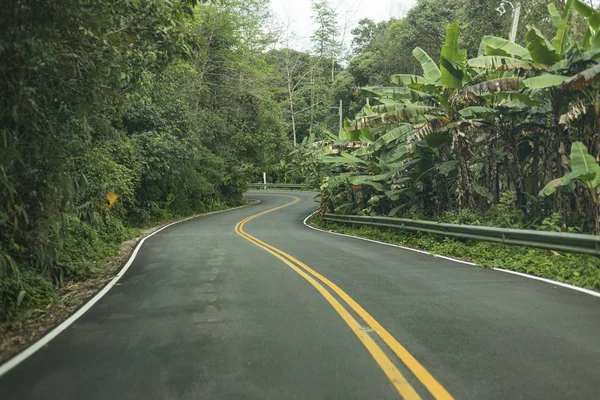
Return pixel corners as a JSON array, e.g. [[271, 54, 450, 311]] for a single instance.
[[235, 195, 453, 400]]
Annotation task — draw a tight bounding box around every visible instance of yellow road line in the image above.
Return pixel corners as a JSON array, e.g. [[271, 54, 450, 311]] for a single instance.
[[235, 196, 420, 399], [237, 194, 454, 400]]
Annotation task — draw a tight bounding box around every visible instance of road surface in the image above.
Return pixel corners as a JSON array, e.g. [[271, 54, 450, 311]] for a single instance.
[[1, 191, 599, 399]]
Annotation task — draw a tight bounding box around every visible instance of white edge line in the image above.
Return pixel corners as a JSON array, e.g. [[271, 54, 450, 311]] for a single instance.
[[492, 268, 600, 298], [303, 211, 600, 299], [0, 203, 256, 377], [433, 254, 478, 266]]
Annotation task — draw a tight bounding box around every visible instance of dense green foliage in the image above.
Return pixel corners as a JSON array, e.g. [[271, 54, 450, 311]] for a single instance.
[[2, 0, 600, 320], [286, 0, 600, 241], [0, 0, 288, 320]]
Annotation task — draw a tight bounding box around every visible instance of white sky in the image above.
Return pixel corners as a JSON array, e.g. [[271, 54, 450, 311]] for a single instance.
[[270, 0, 416, 51]]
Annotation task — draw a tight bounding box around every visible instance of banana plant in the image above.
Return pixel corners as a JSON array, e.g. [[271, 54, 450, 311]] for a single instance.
[[345, 22, 517, 210], [540, 142, 600, 233], [312, 1, 600, 230]]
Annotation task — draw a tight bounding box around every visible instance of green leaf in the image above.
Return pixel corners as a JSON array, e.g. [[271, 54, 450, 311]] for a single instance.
[[540, 142, 600, 196], [412, 47, 442, 83], [359, 128, 374, 142], [459, 106, 497, 117], [481, 36, 532, 60], [552, 0, 575, 55], [390, 74, 431, 86], [350, 106, 439, 131], [347, 176, 386, 191], [574, 0, 600, 31], [540, 178, 564, 196], [567, 141, 600, 189], [438, 160, 458, 176], [389, 205, 406, 217], [440, 57, 464, 89], [548, 4, 562, 28], [354, 124, 414, 156], [321, 152, 366, 165], [583, 26, 594, 50], [478, 41, 487, 57], [423, 131, 450, 148], [360, 86, 430, 102], [526, 25, 562, 65], [523, 74, 569, 88], [467, 56, 539, 71], [16, 290, 26, 308], [441, 22, 466, 64], [440, 22, 467, 89]]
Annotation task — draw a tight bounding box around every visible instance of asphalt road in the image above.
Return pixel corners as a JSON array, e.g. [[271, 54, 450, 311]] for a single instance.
[[1, 191, 600, 399]]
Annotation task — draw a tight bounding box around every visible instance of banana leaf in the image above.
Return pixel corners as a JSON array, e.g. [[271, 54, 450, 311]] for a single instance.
[[462, 77, 521, 94], [440, 22, 467, 89], [459, 106, 497, 117], [390, 74, 431, 86], [552, 0, 575, 55], [540, 142, 600, 195], [561, 63, 600, 90], [574, 0, 600, 31], [481, 36, 532, 60], [350, 106, 439, 131], [526, 25, 562, 65], [353, 124, 415, 156], [523, 74, 570, 88], [467, 56, 540, 71], [360, 86, 430, 102], [412, 47, 442, 83]]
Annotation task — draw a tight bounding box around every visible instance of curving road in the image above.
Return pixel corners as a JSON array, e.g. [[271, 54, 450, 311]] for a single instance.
[[1, 191, 600, 399]]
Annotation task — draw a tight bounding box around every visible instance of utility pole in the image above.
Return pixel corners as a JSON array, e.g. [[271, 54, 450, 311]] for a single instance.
[[509, 3, 521, 43], [496, 1, 521, 42]]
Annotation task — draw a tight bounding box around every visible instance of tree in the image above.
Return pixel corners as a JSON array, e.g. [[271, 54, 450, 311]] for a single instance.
[[0, 0, 290, 319], [302, 1, 600, 235], [312, 0, 339, 82], [351, 18, 378, 55]]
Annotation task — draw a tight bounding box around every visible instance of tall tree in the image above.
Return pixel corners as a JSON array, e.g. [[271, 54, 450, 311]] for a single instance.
[[312, 0, 339, 82]]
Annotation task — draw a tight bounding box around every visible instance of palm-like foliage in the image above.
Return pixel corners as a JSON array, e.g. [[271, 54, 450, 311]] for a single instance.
[[305, 0, 600, 233]]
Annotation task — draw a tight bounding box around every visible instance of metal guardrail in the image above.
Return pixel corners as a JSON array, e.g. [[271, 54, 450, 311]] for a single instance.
[[323, 214, 600, 256], [247, 183, 310, 189]]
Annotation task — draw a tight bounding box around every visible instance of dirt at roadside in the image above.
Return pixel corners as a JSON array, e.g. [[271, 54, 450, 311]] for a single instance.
[[0, 202, 257, 365]]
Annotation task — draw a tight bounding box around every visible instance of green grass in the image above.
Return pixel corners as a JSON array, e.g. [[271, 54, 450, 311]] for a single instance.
[[312, 219, 600, 290]]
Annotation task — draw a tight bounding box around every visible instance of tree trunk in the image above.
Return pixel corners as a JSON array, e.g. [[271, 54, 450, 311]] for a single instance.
[[289, 91, 297, 146], [531, 136, 540, 216], [551, 90, 569, 231], [310, 70, 314, 138], [453, 130, 474, 210], [287, 76, 297, 146], [331, 57, 335, 83]]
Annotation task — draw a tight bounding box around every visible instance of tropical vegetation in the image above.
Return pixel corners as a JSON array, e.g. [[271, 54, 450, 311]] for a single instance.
[[0, 0, 288, 320], [2, 0, 600, 321], [295, 0, 600, 241]]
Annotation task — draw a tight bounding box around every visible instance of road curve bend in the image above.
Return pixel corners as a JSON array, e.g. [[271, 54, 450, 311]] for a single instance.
[[1, 190, 599, 399]]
